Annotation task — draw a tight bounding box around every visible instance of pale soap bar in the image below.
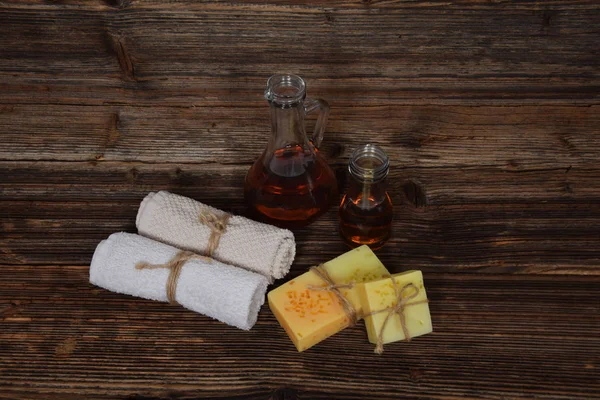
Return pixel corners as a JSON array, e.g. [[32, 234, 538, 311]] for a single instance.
[[268, 245, 389, 352], [359, 270, 432, 346]]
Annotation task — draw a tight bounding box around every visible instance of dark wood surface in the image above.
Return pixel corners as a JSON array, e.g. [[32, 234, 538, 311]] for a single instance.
[[1, 1, 599, 399]]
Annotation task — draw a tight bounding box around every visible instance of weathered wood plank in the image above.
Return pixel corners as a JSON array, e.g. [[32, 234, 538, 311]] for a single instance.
[[3, 204, 599, 274], [1, 105, 598, 169], [1, 161, 598, 204], [2, 158, 599, 274], [0, 2, 599, 106], [1, 266, 598, 399], [1, 0, 599, 398]]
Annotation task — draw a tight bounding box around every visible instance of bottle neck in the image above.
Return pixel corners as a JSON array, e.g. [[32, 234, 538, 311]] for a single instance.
[[346, 174, 389, 208], [264, 74, 309, 152], [345, 144, 390, 208], [267, 103, 308, 151]]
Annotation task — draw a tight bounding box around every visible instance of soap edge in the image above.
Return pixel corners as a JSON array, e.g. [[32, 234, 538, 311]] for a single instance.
[[268, 291, 302, 352], [360, 270, 428, 344], [357, 282, 379, 344]]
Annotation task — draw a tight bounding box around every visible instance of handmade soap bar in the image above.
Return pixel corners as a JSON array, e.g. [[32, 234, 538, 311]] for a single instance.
[[359, 270, 432, 350], [268, 245, 389, 352]]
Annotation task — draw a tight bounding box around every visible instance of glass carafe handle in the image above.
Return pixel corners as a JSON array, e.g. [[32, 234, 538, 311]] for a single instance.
[[304, 99, 330, 149]]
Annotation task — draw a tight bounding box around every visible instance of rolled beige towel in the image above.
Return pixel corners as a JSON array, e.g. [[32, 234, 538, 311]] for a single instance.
[[136, 191, 295, 282]]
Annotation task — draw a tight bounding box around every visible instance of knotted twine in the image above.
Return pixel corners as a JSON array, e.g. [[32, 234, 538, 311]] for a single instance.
[[307, 264, 358, 326], [308, 266, 429, 354], [363, 277, 429, 354], [198, 209, 231, 257], [135, 250, 212, 304]]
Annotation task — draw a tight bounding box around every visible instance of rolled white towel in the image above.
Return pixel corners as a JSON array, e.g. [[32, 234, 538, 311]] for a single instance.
[[90, 232, 269, 330], [136, 191, 295, 282]]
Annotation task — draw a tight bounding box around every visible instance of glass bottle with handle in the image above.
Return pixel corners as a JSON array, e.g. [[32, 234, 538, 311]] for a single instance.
[[244, 74, 338, 227]]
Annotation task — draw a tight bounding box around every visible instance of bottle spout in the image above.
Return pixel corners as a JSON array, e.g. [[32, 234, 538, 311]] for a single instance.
[[265, 74, 306, 108]]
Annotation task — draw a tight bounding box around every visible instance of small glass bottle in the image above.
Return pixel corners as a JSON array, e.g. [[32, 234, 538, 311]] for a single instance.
[[339, 144, 393, 250]]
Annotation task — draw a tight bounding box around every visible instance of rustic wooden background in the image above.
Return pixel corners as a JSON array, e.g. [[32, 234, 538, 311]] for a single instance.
[[1, 1, 599, 399]]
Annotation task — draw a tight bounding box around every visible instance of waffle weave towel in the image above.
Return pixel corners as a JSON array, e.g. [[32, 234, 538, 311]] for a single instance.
[[90, 232, 269, 330], [136, 191, 295, 281]]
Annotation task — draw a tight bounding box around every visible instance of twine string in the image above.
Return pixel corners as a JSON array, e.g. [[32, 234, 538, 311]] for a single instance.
[[198, 209, 231, 257], [363, 278, 429, 354], [307, 264, 358, 326], [136, 250, 212, 304]]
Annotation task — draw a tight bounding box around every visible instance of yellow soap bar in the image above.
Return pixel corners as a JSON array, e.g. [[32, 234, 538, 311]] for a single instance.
[[360, 270, 432, 347], [268, 245, 389, 352]]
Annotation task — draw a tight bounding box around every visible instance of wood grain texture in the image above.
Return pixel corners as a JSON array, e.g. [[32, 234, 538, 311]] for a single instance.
[[1, 266, 599, 400], [1, 105, 599, 168], [1, 0, 600, 398], [2, 162, 600, 274], [2, 161, 598, 204], [0, 1, 599, 106]]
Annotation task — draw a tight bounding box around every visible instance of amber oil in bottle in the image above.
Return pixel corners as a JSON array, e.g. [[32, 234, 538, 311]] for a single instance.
[[244, 145, 337, 226], [244, 74, 337, 228], [339, 144, 392, 249]]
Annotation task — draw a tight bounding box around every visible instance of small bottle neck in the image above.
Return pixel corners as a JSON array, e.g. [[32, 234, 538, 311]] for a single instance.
[[346, 144, 390, 207], [348, 144, 390, 182], [347, 173, 388, 202]]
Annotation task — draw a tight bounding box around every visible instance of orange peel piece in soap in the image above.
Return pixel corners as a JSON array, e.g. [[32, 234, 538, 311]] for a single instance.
[[268, 245, 389, 352]]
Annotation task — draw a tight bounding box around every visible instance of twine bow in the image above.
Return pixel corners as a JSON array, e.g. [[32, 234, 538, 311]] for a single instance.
[[198, 209, 231, 257], [364, 277, 429, 354], [136, 250, 212, 304], [307, 264, 358, 326]]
